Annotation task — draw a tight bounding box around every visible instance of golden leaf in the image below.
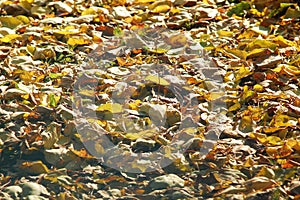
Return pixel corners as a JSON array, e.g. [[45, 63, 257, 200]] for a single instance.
[[149, 1, 171, 13], [96, 103, 124, 113], [67, 37, 90, 46], [228, 102, 241, 112], [0, 34, 21, 43]]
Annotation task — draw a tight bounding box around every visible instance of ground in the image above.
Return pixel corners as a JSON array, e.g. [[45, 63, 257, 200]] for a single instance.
[[0, 0, 300, 199]]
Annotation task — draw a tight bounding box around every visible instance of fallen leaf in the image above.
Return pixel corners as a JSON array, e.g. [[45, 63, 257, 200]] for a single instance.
[[243, 176, 277, 191], [96, 103, 124, 113], [145, 75, 170, 86], [149, 1, 171, 13], [0, 34, 21, 43], [20, 161, 49, 175]]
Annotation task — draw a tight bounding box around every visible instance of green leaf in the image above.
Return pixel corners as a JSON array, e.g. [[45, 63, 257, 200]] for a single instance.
[[227, 1, 251, 17], [48, 93, 60, 107], [145, 75, 170, 86], [49, 73, 63, 79], [113, 27, 124, 36]]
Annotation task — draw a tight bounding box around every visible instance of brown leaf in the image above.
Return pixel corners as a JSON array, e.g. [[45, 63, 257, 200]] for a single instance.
[[243, 176, 277, 191]]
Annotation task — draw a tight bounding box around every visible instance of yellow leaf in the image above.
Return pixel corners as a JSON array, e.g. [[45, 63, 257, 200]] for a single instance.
[[87, 118, 107, 127], [132, 15, 143, 23], [257, 92, 287, 100], [272, 65, 283, 73], [239, 115, 253, 132], [293, 141, 300, 151], [204, 46, 215, 51], [22, 0, 34, 4], [246, 39, 278, 51], [20, 0, 32, 10], [20, 71, 33, 83], [163, 146, 172, 158], [224, 71, 234, 82], [15, 15, 30, 24], [267, 136, 282, 145], [244, 157, 256, 167], [149, 1, 171, 13], [237, 30, 258, 39], [67, 37, 90, 46], [0, 16, 24, 29], [284, 65, 300, 75], [253, 84, 264, 92], [228, 102, 241, 112], [96, 103, 124, 113], [36, 74, 45, 82], [242, 92, 254, 103], [273, 35, 295, 47], [224, 48, 247, 60], [128, 100, 142, 110], [286, 138, 300, 151], [13, 69, 34, 83], [205, 91, 225, 101], [0, 34, 21, 43], [267, 144, 293, 158], [272, 114, 297, 127], [286, 138, 297, 148], [134, 0, 155, 3], [235, 65, 252, 82], [26, 45, 36, 56], [124, 129, 157, 140], [21, 93, 30, 100], [217, 30, 234, 37], [170, 7, 180, 14], [81, 8, 97, 16], [248, 106, 263, 121], [249, 8, 262, 17], [153, 4, 170, 13], [145, 75, 169, 86], [250, 132, 267, 144], [154, 135, 169, 145], [266, 147, 279, 158], [148, 48, 169, 54], [263, 127, 283, 133]]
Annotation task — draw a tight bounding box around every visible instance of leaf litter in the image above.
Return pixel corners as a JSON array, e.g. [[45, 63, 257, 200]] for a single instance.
[[0, 0, 300, 199]]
